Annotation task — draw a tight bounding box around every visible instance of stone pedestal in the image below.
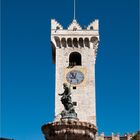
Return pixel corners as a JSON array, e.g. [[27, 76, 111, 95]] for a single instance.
[[41, 119, 97, 140]]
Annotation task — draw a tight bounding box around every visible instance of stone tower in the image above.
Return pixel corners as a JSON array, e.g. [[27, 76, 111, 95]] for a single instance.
[[42, 19, 99, 140], [51, 19, 99, 125]]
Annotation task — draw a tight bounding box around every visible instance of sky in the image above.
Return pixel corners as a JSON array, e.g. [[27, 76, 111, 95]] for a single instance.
[[1, 0, 139, 139]]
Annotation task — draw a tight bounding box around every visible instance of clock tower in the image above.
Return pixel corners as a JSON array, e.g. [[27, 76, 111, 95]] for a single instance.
[[51, 19, 99, 125]]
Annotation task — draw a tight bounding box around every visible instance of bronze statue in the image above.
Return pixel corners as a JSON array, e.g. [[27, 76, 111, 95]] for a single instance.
[[59, 83, 77, 119]]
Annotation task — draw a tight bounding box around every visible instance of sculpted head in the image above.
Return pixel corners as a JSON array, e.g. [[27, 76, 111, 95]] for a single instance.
[[63, 83, 68, 88]]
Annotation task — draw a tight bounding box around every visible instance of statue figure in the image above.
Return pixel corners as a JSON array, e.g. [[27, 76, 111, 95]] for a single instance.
[[59, 83, 77, 119], [59, 83, 72, 110]]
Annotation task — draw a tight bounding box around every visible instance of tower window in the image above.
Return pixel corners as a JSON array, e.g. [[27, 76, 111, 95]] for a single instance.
[[69, 52, 82, 66]]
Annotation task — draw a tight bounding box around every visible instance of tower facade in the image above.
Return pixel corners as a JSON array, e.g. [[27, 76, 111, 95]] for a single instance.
[[51, 19, 99, 125], [42, 19, 99, 140]]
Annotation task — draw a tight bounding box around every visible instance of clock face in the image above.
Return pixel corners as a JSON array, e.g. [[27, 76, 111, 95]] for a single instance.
[[66, 70, 84, 85]]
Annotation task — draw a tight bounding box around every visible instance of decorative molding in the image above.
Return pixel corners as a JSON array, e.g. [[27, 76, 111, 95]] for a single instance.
[[42, 120, 97, 140]]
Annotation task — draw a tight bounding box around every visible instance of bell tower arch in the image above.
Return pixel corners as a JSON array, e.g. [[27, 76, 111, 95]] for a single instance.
[[69, 52, 82, 66]]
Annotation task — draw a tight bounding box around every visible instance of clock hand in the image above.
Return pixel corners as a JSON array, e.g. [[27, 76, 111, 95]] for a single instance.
[[70, 72, 75, 79], [74, 73, 77, 79]]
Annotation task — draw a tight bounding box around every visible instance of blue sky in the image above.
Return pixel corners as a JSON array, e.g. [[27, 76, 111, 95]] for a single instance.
[[1, 0, 139, 139]]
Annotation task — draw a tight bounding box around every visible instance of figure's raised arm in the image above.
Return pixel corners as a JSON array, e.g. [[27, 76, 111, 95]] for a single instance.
[[58, 93, 63, 96]]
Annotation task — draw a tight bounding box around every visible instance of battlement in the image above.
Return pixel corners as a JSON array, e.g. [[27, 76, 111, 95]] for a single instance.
[[51, 19, 63, 30], [96, 132, 135, 140], [51, 19, 99, 63], [51, 19, 99, 31]]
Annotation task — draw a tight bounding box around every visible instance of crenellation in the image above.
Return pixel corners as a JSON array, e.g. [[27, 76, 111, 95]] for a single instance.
[[51, 19, 99, 31], [96, 133, 135, 140], [87, 20, 99, 30], [51, 19, 63, 30], [68, 19, 82, 30]]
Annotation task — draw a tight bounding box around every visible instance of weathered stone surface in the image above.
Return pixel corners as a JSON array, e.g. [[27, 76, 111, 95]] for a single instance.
[[42, 120, 97, 140]]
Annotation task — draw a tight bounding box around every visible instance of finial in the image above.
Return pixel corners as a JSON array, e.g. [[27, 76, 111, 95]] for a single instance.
[[74, 0, 76, 19]]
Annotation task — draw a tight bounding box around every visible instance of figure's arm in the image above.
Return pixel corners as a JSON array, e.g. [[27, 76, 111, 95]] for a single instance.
[[58, 93, 64, 96], [67, 92, 71, 96], [67, 88, 71, 96]]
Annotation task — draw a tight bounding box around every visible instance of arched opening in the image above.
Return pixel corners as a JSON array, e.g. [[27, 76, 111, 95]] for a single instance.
[[90, 37, 98, 44], [61, 38, 66, 48], [51, 41, 56, 64], [84, 38, 90, 48], [54, 36, 61, 48], [69, 52, 82, 66], [73, 38, 78, 47], [67, 38, 72, 47], [90, 37, 98, 49], [79, 38, 84, 47]]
